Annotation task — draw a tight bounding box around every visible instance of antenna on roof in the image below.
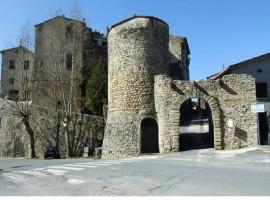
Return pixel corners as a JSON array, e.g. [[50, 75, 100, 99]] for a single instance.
[[222, 64, 225, 70]]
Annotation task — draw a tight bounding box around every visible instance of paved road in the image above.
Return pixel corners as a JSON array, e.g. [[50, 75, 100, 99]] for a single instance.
[[1, 147, 270, 196]]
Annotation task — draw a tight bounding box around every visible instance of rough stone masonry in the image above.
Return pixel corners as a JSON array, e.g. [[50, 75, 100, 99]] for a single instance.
[[101, 16, 258, 159]]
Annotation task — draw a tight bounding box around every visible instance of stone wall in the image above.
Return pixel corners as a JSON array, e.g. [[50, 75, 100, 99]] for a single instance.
[[102, 16, 169, 159], [0, 99, 104, 158], [107, 16, 169, 112], [102, 16, 258, 160], [33, 16, 103, 112], [0, 46, 34, 100], [155, 74, 258, 152]]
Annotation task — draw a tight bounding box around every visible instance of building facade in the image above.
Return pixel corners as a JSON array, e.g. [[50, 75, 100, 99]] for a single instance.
[[169, 35, 190, 80], [33, 16, 107, 112], [209, 53, 270, 145], [0, 45, 34, 101]]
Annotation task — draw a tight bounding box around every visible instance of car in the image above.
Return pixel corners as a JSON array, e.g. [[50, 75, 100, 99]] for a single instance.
[[44, 146, 61, 159]]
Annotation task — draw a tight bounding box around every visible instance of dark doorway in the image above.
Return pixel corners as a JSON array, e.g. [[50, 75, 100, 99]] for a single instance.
[[258, 112, 269, 145], [141, 118, 159, 153], [179, 98, 214, 151]]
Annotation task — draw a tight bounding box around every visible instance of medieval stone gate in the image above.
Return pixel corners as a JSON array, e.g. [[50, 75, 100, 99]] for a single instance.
[[168, 87, 222, 151], [101, 16, 258, 159]]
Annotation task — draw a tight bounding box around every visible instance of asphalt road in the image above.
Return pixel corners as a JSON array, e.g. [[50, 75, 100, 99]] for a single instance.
[[1, 147, 270, 196]]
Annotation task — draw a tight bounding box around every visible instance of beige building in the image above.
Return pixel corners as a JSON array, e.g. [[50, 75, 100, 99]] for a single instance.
[[0, 45, 34, 101]]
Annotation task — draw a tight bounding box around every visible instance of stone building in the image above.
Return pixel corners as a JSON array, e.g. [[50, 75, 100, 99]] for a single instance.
[[33, 16, 107, 112], [0, 45, 34, 101], [169, 35, 190, 80], [208, 52, 270, 145], [102, 16, 258, 159]]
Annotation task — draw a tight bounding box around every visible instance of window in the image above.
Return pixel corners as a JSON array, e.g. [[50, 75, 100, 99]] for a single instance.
[[257, 69, 262, 73], [256, 83, 268, 98], [24, 89, 30, 100], [181, 42, 185, 51], [8, 90, 19, 101], [66, 54, 72, 71], [24, 76, 28, 83], [65, 24, 73, 38], [24, 60, 30, 69], [9, 78, 14, 84], [9, 60, 15, 69]]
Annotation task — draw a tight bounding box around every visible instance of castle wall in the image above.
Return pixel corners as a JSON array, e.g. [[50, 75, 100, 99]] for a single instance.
[[155, 74, 258, 152], [102, 16, 258, 160]]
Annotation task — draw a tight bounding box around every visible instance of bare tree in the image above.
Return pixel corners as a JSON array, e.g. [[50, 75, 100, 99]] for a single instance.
[[34, 7, 105, 157], [1, 21, 39, 158]]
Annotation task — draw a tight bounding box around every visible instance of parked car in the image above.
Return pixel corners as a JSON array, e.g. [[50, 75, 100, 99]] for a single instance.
[[44, 147, 61, 159]]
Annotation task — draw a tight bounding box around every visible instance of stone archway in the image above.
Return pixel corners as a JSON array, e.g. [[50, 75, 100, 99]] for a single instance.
[[141, 118, 159, 153], [169, 90, 223, 151]]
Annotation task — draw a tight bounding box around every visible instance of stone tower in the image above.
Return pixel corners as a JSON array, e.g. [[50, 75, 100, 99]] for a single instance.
[[102, 16, 169, 159], [33, 16, 107, 112]]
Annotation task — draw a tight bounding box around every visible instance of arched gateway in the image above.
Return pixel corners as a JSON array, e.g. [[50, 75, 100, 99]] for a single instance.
[[169, 91, 222, 151], [101, 15, 258, 160]]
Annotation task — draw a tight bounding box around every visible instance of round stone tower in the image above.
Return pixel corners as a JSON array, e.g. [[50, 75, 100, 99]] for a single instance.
[[102, 16, 169, 159], [108, 16, 169, 112]]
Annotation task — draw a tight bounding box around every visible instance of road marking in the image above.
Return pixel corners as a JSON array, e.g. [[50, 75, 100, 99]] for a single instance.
[[78, 163, 112, 166], [67, 179, 85, 184], [43, 169, 67, 176], [96, 161, 122, 164], [48, 165, 84, 171], [2, 173, 25, 182], [167, 157, 193, 161], [16, 170, 48, 177], [117, 160, 133, 163], [254, 159, 270, 163], [64, 164, 98, 168]]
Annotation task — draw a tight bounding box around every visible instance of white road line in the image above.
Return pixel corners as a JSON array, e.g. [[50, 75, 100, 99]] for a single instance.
[[16, 170, 48, 177], [43, 169, 67, 176], [96, 161, 122, 165], [76, 163, 112, 166], [31, 168, 68, 176], [64, 164, 98, 168], [48, 165, 84, 171], [2, 173, 25, 182]]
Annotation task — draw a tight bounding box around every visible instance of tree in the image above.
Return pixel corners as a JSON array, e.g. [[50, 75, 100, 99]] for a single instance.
[[34, 5, 106, 157], [1, 21, 38, 158], [86, 56, 107, 116]]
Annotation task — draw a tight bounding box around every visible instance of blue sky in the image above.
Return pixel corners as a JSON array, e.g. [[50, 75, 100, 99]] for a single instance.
[[0, 0, 270, 80]]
